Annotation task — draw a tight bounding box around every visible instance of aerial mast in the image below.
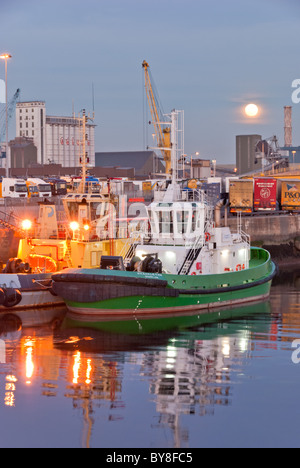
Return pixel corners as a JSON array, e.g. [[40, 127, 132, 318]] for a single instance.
[[78, 109, 94, 194], [78, 109, 87, 193]]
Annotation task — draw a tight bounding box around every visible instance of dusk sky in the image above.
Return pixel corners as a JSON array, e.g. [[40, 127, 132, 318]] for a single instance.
[[1, 0, 299, 165]]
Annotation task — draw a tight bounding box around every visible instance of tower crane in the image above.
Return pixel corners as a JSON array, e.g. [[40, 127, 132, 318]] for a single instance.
[[0, 88, 20, 147], [142, 61, 172, 175]]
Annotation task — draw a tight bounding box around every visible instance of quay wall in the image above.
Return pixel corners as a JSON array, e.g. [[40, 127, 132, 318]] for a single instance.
[[227, 214, 300, 266]]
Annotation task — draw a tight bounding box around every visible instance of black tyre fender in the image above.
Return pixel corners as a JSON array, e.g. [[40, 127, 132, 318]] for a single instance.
[[3, 289, 22, 308]]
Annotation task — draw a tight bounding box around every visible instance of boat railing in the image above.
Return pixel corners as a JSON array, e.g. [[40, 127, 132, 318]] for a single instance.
[[179, 234, 205, 275], [120, 232, 142, 266], [232, 230, 250, 246], [0, 209, 25, 234]]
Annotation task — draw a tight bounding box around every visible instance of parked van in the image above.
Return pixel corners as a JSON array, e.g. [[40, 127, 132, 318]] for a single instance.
[[0, 178, 28, 198], [27, 178, 52, 198]]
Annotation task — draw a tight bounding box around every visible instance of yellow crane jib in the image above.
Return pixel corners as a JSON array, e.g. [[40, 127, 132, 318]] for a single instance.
[[142, 60, 171, 175]]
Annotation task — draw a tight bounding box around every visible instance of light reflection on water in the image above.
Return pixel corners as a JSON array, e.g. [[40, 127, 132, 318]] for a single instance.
[[0, 269, 300, 448]]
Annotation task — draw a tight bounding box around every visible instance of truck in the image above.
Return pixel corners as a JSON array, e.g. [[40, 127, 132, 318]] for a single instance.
[[0, 178, 28, 198], [280, 179, 300, 211], [229, 179, 254, 213], [27, 178, 52, 198], [26, 180, 40, 198], [253, 178, 277, 211], [45, 178, 67, 196]]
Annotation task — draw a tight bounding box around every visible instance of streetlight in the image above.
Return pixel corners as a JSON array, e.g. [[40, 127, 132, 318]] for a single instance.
[[190, 152, 199, 178], [292, 150, 296, 169], [212, 159, 216, 177], [0, 53, 12, 178]]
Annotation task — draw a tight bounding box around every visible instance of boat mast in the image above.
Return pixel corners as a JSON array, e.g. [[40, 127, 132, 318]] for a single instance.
[[78, 109, 87, 194], [162, 109, 184, 202]]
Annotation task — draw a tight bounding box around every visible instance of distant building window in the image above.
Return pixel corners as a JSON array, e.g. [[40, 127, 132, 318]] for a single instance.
[[32, 131, 34, 136]]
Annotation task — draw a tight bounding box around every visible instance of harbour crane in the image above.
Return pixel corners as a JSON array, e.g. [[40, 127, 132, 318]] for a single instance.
[[142, 60, 172, 175], [255, 135, 289, 172], [0, 88, 20, 154]]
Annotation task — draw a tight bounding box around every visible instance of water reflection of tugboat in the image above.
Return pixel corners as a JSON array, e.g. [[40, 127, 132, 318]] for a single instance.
[[53, 299, 271, 448], [55, 299, 271, 351]]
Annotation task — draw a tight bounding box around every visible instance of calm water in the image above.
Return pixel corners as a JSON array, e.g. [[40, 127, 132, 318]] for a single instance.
[[0, 268, 300, 448]]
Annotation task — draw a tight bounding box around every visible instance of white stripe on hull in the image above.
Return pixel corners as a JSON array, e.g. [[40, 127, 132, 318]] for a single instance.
[[66, 291, 271, 321]]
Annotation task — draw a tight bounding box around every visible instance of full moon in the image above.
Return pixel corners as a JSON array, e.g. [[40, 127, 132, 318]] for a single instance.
[[245, 103, 259, 117]]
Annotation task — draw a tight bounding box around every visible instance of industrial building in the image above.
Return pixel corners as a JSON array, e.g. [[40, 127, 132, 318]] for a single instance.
[[9, 136, 37, 168], [190, 159, 211, 179], [236, 134, 262, 175], [95, 151, 164, 178], [15, 101, 96, 167]]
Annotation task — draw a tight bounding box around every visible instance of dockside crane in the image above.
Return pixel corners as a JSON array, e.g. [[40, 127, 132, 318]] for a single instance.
[[142, 60, 172, 175], [0, 88, 20, 156]]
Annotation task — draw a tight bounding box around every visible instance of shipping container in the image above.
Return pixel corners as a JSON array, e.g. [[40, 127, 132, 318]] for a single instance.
[[225, 176, 238, 193], [229, 179, 253, 213], [201, 182, 221, 206], [280, 179, 300, 211], [253, 178, 277, 211]]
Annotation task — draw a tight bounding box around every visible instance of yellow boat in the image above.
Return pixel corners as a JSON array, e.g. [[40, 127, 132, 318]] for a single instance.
[[17, 193, 128, 272]]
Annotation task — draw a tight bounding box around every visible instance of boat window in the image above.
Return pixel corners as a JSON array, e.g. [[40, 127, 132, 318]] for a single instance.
[[176, 211, 190, 234], [92, 202, 106, 221], [149, 210, 156, 233], [159, 210, 173, 234], [192, 209, 197, 232], [96, 202, 109, 218], [67, 202, 79, 219]]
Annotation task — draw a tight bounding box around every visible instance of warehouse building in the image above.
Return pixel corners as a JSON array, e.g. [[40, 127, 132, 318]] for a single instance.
[[95, 151, 164, 178], [16, 101, 95, 167]]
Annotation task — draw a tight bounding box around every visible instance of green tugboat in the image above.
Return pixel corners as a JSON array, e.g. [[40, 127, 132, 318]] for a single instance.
[[51, 110, 276, 319]]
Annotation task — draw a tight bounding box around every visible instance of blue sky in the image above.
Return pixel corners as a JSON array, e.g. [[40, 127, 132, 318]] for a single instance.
[[0, 0, 299, 164]]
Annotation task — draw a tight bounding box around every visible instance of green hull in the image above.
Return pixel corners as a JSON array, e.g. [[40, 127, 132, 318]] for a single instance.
[[52, 247, 276, 320]]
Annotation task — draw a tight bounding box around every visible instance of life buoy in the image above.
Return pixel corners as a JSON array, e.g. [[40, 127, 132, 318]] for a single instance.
[[27, 254, 57, 273], [191, 272, 196, 275], [236, 264, 242, 271], [205, 232, 211, 242], [2, 288, 22, 308], [242, 264, 245, 270]]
